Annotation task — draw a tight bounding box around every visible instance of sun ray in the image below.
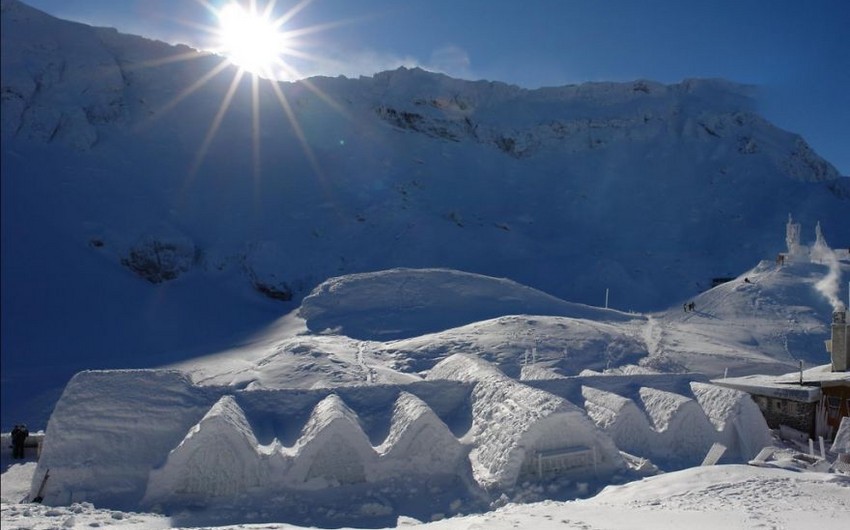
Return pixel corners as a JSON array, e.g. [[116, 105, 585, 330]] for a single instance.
[[188, 67, 247, 179], [267, 78, 324, 180], [138, 59, 232, 132], [129, 0, 369, 195], [251, 70, 262, 185]]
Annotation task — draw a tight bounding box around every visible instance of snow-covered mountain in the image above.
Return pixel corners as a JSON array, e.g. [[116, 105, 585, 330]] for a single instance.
[[1, 0, 848, 429]]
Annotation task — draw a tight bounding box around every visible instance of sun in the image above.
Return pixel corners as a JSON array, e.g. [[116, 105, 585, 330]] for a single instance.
[[144, 0, 348, 181], [216, 2, 289, 76]]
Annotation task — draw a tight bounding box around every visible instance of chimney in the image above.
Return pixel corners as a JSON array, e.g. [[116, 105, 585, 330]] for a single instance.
[[830, 309, 849, 372]]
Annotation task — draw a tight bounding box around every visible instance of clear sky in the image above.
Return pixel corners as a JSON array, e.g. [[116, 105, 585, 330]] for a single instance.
[[19, 0, 850, 175]]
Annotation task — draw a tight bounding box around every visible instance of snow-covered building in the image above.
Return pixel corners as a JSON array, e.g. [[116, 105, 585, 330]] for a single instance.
[[427, 354, 624, 488], [713, 309, 850, 440], [32, 358, 773, 514]]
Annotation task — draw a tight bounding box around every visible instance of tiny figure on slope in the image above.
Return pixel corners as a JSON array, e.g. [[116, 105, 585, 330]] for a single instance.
[[744, 277, 752, 284], [11, 424, 29, 459]]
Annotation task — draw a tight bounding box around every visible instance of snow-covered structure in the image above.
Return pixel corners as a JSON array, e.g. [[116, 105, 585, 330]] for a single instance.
[[582, 386, 655, 457], [832, 416, 850, 473], [428, 354, 624, 487], [713, 366, 850, 440], [144, 396, 265, 503], [828, 309, 849, 372], [285, 394, 377, 488], [785, 214, 803, 258], [689, 382, 772, 460], [637, 387, 717, 465], [32, 362, 773, 513], [376, 392, 466, 476]]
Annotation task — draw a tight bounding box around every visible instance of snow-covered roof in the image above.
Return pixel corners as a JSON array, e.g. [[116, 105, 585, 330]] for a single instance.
[[428, 354, 622, 487], [711, 364, 849, 402]]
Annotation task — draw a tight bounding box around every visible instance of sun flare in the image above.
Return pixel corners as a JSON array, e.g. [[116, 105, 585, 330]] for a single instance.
[[216, 2, 288, 75], [144, 0, 346, 181]]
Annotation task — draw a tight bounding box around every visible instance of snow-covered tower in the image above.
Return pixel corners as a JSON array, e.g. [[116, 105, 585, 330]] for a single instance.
[[828, 308, 849, 372], [786, 214, 802, 257]]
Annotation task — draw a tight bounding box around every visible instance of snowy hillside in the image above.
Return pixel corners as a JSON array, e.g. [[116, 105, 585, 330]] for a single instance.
[[2, 0, 849, 430]]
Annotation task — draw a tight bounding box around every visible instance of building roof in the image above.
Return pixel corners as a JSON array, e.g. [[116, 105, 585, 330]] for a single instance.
[[711, 364, 850, 402]]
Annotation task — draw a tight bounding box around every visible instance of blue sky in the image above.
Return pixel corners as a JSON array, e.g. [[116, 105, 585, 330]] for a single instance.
[[20, 0, 850, 174]]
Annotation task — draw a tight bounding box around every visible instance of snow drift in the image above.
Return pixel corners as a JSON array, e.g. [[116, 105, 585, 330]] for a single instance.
[[299, 268, 631, 340]]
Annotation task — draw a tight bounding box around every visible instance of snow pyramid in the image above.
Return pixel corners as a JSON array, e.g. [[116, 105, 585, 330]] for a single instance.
[[689, 382, 772, 460], [429, 354, 622, 488], [638, 387, 717, 465], [376, 392, 466, 477], [582, 386, 654, 457], [144, 395, 264, 504], [286, 394, 377, 488]]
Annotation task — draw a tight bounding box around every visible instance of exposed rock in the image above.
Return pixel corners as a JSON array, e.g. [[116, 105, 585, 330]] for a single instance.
[[121, 236, 194, 283]]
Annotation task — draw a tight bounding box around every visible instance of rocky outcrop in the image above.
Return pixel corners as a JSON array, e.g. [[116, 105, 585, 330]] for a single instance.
[[121, 236, 195, 283]]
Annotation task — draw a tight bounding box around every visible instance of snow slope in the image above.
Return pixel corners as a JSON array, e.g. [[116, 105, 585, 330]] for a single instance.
[[3, 0, 849, 430]]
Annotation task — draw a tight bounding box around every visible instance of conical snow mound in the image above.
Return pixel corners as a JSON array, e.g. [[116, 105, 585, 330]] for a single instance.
[[287, 394, 376, 488], [429, 354, 623, 488], [639, 387, 717, 465], [582, 386, 654, 457], [144, 395, 263, 503], [377, 392, 465, 476], [690, 382, 772, 460]]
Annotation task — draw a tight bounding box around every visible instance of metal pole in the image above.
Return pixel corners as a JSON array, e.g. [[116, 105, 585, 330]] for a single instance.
[[605, 288, 609, 309]]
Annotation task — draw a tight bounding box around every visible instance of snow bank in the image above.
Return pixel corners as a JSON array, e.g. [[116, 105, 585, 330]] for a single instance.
[[428, 354, 623, 488], [299, 268, 632, 340]]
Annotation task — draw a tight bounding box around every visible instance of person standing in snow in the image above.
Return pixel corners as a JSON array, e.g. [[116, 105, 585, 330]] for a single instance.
[[11, 424, 29, 459]]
